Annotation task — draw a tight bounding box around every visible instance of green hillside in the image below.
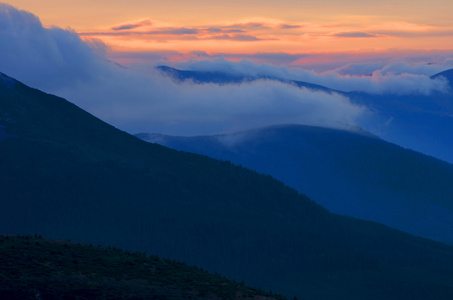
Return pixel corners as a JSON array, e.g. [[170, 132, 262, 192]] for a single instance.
[[1, 72, 453, 299]]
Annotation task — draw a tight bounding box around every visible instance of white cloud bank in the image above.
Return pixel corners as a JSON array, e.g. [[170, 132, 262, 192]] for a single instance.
[[0, 3, 107, 91], [0, 3, 367, 135], [177, 59, 451, 95]]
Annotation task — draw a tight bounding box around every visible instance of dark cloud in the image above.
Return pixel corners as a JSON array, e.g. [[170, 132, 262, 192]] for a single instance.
[[333, 32, 379, 38], [152, 28, 199, 35], [112, 19, 152, 31], [79, 31, 122, 36], [277, 24, 302, 30], [204, 27, 246, 33], [208, 34, 262, 41], [80, 27, 199, 37], [228, 22, 271, 30]]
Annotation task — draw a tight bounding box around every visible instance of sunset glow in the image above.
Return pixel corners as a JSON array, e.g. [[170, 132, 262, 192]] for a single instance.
[[4, 0, 453, 66]]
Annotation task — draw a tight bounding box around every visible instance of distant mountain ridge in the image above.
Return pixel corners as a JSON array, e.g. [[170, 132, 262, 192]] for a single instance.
[[157, 65, 453, 163], [0, 72, 17, 88], [432, 68, 453, 86], [157, 65, 341, 93], [2, 71, 453, 299], [136, 124, 453, 245]]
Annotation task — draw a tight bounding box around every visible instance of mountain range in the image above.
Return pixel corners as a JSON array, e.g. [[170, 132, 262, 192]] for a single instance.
[[136, 124, 453, 245], [1, 71, 453, 299], [157, 66, 453, 164]]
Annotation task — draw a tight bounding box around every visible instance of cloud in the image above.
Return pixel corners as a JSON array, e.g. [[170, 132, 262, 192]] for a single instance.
[[332, 61, 453, 77], [204, 27, 246, 33], [68, 74, 366, 135], [111, 51, 308, 67], [78, 19, 298, 45], [277, 24, 302, 30], [80, 26, 269, 43], [228, 22, 271, 30], [179, 59, 451, 95], [80, 27, 200, 37], [112, 19, 152, 31], [332, 63, 386, 76], [0, 3, 366, 136], [152, 28, 199, 35], [179, 52, 308, 65], [112, 50, 310, 68], [378, 62, 449, 76], [333, 32, 379, 38], [208, 34, 262, 41], [231, 52, 308, 65], [289, 50, 453, 73], [190, 51, 210, 57], [0, 3, 106, 91], [369, 28, 453, 38]]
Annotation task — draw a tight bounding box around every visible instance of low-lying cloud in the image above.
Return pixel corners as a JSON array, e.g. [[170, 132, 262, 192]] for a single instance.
[[0, 3, 107, 91], [63, 72, 365, 135], [0, 3, 366, 136], [178, 59, 451, 95]]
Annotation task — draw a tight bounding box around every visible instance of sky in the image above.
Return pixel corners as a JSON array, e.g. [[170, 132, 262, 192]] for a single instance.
[[0, 1, 452, 143], [4, 0, 453, 67]]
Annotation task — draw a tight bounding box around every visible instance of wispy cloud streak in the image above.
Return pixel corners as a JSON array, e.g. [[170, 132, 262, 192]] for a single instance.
[[112, 19, 152, 31], [333, 32, 379, 38]]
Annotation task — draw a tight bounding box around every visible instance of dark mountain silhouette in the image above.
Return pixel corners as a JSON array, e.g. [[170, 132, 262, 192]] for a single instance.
[[347, 67, 453, 164], [0, 234, 285, 300], [157, 65, 340, 93], [157, 66, 453, 163], [432, 68, 453, 86], [1, 72, 453, 299], [136, 124, 453, 245]]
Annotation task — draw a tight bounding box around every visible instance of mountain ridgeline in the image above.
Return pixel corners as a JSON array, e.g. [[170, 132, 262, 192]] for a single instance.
[[157, 65, 453, 164], [1, 72, 453, 299], [136, 124, 453, 245], [157, 65, 341, 93]]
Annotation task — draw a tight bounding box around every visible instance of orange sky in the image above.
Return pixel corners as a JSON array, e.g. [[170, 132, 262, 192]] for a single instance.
[[5, 0, 453, 65]]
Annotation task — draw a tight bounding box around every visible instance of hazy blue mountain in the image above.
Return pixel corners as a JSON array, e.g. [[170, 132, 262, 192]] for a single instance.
[[157, 65, 340, 93], [347, 69, 453, 163], [136, 124, 453, 245], [432, 68, 453, 86], [157, 66, 453, 163], [2, 72, 453, 299]]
